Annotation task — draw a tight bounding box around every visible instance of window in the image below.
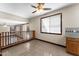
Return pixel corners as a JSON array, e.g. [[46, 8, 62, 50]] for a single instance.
[[40, 13, 62, 35]]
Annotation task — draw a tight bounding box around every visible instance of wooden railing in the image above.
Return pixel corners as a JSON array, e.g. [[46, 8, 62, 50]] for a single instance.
[[0, 31, 35, 56], [1, 32, 15, 48]]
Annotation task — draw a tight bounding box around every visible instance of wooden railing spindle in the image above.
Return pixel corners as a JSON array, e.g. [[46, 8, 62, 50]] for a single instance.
[[8, 32, 9, 45], [0, 33, 2, 56], [5, 32, 7, 46], [1, 32, 4, 47]]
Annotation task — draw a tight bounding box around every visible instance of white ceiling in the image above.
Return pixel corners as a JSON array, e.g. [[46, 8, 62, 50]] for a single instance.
[[0, 3, 72, 19], [0, 18, 26, 25]]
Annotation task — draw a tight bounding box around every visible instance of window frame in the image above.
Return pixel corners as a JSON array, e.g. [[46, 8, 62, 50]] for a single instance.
[[40, 13, 62, 35]]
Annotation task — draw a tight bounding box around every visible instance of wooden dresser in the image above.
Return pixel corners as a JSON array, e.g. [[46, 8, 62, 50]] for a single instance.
[[66, 37, 79, 55]]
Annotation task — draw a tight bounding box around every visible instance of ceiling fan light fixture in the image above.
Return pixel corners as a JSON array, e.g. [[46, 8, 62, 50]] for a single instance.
[[31, 3, 51, 13], [36, 3, 44, 12], [36, 8, 44, 12]]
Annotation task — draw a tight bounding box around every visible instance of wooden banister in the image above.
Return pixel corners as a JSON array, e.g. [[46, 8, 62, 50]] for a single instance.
[[0, 31, 35, 50]]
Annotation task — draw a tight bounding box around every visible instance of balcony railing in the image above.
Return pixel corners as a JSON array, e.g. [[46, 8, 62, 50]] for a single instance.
[[0, 31, 35, 56]]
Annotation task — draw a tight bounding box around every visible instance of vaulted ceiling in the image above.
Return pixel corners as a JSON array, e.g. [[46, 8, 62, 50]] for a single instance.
[[0, 3, 72, 19], [0, 3, 73, 25]]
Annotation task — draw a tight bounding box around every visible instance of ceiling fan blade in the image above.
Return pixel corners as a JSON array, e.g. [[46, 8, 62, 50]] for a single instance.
[[32, 11, 37, 13], [31, 5, 37, 8], [43, 8, 51, 10]]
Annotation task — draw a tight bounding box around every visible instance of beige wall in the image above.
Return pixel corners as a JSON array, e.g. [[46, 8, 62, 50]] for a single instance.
[[29, 4, 79, 46]]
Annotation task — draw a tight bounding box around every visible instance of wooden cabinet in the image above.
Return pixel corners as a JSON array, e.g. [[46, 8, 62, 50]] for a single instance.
[[66, 37, 79, 55]]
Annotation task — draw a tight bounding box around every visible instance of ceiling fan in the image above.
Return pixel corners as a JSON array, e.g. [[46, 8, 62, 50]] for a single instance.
[[31, 3, 52, 13]]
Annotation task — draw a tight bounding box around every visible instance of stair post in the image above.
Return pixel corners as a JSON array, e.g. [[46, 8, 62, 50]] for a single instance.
[[0, 33, 2, 56]]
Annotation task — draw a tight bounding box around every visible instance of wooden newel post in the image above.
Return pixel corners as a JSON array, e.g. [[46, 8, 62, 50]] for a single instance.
[[0, 33, 2, 56], [32, 31, 35, 38]]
